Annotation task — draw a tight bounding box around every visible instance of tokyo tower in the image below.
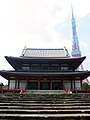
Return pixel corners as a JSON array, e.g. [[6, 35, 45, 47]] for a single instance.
[[71, 7, 89, 83]]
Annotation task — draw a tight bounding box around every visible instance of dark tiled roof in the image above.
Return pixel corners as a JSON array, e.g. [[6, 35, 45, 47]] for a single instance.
[[22, 48, 69, 58], [0, 70, 90, 80], [5, 56, 86, 71]]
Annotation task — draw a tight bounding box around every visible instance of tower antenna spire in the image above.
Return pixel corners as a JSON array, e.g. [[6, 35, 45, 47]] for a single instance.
[[71, 5, 74, 20], [71, 7, 81, 57]]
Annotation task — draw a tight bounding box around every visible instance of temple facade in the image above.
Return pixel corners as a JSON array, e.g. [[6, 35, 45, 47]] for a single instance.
[[0, 47, 90, 91]]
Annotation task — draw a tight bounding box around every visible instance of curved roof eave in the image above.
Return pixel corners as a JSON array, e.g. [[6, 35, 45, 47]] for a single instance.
[[4, 56, 86, 70], [0, 70, 90, 80], [5, 56, 86, 60]]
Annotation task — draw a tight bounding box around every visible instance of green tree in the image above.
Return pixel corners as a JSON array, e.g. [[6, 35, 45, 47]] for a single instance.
[[82, 82, 90, 89], [3, 84, 8, 90]]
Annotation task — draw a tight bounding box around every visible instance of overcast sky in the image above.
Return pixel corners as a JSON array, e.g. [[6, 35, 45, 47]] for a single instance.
[[0, 0, 90, 84]]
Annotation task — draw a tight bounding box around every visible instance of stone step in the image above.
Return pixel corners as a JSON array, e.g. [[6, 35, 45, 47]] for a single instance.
[[0, 105, 90, 110], [0, 108, 90, 113], [1, 94, 90, 100], [0, 102, 90, 106], [0, 93, 90, 100], [0, 113, 90, 119], [0, 108, 90, 118], [0, 100, 90, 104], [26, 90, 67, 94], [1, 94, 90, 101]]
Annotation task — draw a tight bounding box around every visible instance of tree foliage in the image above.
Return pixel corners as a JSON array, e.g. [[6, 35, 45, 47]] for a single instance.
[[82, 82, 90, 89], [3, 84, 8, 90]]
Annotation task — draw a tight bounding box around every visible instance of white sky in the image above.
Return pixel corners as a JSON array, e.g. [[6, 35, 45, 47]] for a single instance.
[[0, 0, 90, 84]]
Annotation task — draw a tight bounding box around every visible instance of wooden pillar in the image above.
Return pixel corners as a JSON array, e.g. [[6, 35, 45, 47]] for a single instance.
[[74, 79, 75, 90], [18, 79, 20, 89], [15, 79, 17, 89], [26, 80, 28, 90], [71, 79, 72, 90], [80, 80, 82, 89], [50, 79, 52, 90], [8, 80, 10, 90], [38, 79, 40, 90], [62, 79, 64, 90]]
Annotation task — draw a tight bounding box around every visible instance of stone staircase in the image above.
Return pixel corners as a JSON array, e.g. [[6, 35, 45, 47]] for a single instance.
[[26, 90, 67, 94], [0, 93, 90, 119]]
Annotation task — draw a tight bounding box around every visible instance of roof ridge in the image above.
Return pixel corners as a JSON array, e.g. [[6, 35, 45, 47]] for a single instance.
[[26, 48, 64, 50]]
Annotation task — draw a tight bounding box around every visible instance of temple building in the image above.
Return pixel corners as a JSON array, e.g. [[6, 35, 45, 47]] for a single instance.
[[0, 7, 90, 93], [0, 47, 90, 92]]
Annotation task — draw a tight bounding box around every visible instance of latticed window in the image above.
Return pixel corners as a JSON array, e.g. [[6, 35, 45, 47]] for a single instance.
[[22, 67, 30, 70], [61, 64, 69, 71]]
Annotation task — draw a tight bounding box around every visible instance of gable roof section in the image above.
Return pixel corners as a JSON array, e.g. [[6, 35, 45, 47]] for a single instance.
[[22, 48, 69, 58]]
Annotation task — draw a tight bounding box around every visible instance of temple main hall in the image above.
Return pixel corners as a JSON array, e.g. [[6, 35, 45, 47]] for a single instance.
[[0, 47, 90, 92]]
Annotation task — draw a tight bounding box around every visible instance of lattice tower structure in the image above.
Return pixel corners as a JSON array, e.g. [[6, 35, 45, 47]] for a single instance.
[[71, 7, 88, 83]]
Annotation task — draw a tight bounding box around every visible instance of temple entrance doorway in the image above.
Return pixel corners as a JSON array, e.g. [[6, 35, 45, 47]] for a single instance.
[[52, 81, 63, 90], [28, 82, 38, 90], [40, 82, 50, 90]]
